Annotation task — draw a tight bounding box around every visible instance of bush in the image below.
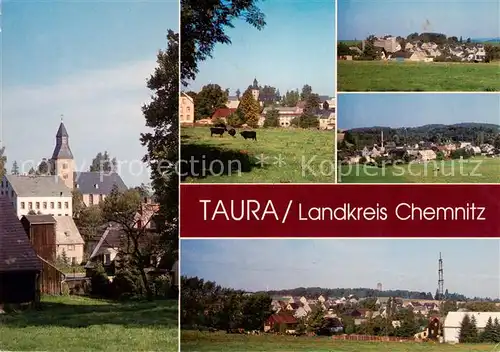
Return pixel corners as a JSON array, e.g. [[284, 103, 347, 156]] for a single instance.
[[112, 268, 144, 300], [61, 282, 70, 296], [90, 262, 111, 298], [151, 274, 174, 298]]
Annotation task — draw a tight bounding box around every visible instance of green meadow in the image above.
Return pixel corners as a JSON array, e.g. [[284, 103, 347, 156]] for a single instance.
[[0, 296, 178, 352], [181, 127, 335, 183], [337, 60, 500, 91], [181, 331, 496, 351], [339, 157, 500, 183]]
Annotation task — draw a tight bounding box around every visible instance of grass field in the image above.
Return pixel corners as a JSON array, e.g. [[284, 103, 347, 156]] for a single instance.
[[181, 331, 497, 351], [0, 296, 178, 352], [337, 61, 500, 91], [339, 157, 500, 183], [181, 127, 335, 183]]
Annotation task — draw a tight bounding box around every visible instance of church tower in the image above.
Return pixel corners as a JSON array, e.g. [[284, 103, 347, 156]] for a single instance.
[[51, 121, 75, 190], [251, 78, 260, 102]]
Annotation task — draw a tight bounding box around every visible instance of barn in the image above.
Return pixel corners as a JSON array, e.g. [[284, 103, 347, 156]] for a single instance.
[[444, 311, 500, 343], [0, 196, 42, 305], [21, 215, 66, 295]]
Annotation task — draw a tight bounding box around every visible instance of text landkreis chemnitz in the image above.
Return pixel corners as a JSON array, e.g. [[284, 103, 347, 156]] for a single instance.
[[199, 200, 487, 222]]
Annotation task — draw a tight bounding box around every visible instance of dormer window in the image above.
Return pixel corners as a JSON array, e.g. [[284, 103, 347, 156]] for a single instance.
[[94, 184, 99, 189]]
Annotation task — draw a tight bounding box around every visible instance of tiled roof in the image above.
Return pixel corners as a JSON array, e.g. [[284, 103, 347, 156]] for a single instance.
[[5, 174, 72, 197], [267, 312, 298, 325], [74, 172, 127, 195], [211, 108, 237, 119], [22, 214, 56, 224], [54, 216, 84, 245], [0, 196, 41, 272]]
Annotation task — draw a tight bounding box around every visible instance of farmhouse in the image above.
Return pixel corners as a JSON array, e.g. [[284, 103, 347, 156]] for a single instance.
[[0, 196, 42, 305], [264, 312, 298, 333], [444, 311, 500, 343], [180, 92, 195, 124]]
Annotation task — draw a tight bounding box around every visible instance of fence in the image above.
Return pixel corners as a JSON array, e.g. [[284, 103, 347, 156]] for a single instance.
[[332, 334, 413, 342]]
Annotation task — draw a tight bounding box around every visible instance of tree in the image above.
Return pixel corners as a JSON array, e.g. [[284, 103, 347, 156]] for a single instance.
[[76, 205, 105, 244], [307, 305, 325, 332], [292, 114, 319, 129], [100, 188, 162, 299], [181, 0, 266, 85], [37, 158, 50, 175], [481, 316, 494, 342], [263, 108, 279, 128], [90, 152, 117, 173], [194, 84, 229, 120], [227, 110, 244, 127], [140, 30, 179, 272], [0, 147, 6, 179], [11, 160, 19, 175], [282, 90, 299, 107], [300, 84, 312, 101], [459, 314, 478, 343], [303, 93, 321, 115], [237, 89, 261, 127], [493, 318, 500, 342]]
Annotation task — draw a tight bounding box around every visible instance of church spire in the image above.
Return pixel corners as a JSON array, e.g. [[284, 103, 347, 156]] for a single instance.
[[52, 121, 73, 159]]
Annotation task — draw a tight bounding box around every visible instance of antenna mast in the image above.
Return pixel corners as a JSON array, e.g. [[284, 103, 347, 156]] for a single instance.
[[438, 252, 444, 300]]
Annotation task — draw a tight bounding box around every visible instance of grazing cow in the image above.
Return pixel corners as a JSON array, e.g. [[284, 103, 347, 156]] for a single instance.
[[240, 130, 257, 141], [228, 128, 236, 137], [210, 127, 225, 137], [214, 123, 227, 130]]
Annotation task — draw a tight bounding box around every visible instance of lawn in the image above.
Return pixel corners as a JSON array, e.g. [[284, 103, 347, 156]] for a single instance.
[[339, 157, 500, 183], [337, 61, 500, 91], [181, 127, 335, 183], [181, 331, 497, 351], [0, 295, 178, 352]]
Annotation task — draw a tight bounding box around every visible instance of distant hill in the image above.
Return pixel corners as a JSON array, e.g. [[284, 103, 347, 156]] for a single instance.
[[261, 286, 498, 302], [472, 37, 500, 43], [341, 123, 500, 149]]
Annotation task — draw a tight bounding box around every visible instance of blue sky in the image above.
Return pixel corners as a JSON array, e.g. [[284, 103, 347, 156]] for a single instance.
[[181, 239, 500, 299], [1, 0, 179, 187], [338, 0, 500, 40], [338, 94, 500, 130], [187, 0, 335, 96]]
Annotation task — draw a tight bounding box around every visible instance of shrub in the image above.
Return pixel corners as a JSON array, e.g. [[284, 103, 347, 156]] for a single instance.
[[90, 262, 111, 298]]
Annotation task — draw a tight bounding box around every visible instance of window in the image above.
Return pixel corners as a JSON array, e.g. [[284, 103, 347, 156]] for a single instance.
[[11, 190, 14, 197], [68, 245, 75, 251], [89, 194, 94, 205], [71, 257, 77, 265], [64, 202, 69, 209], [50, 202, 55, 209], [43, 202, 47, 209], [63, 174, 68, 180], [99, 194, 103, 202], [21, 202, 25, 209], [63, 163, 68, 169], [35, 202, 40, 209], [28, 202, 33, 210], [58, 202, 62, 209], [104, 254, 111, 265]]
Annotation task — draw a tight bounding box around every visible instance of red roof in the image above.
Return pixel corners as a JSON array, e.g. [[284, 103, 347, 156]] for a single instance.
[[267, 313, 298, 325], [211, 108, 237, 119]]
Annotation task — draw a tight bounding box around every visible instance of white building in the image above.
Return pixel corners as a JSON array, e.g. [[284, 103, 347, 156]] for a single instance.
[[444, 311, 500, 343], [0, 174, 73, 218], [55, 215, 85, 265]]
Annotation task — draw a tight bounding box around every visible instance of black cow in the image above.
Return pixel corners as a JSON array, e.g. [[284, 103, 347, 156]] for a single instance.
[[228, 128, 236, 137], [210, 127, 225, 137], [214, 123, 227, 130], [240, 130, 257, 141]]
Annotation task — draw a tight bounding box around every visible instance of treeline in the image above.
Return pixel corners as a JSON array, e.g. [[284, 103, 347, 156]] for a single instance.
[[341, 123, 500, 150], [459, 315, 500, 343], [181, 276, 273, 330], [264, 287, 498, 302]]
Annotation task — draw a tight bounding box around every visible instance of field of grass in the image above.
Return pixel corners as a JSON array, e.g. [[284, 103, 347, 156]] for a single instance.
[[181, 331, 497, 351], [339, 157, 500, 183], [337, 61, 500, 91], [181, 127, 335, 183], [0, 295, 178, 352]]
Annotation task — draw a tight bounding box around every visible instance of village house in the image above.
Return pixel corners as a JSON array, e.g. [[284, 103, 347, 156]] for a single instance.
[[180, 92, 195, 124], [0, 174, 73, 218], [264, 312, 298, 333], [54, 216, 85, 265]]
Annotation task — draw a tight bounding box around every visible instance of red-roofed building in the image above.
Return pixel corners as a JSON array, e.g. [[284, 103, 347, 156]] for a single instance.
[[211, 108, 237, 122], [264, 312, 298, 333]]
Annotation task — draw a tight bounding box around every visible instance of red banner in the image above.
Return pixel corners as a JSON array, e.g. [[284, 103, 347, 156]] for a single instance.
[[180, 184, 500, 237]]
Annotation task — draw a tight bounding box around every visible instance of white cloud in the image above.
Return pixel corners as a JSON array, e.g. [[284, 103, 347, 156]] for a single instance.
[[2, 59, 158, 186]]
